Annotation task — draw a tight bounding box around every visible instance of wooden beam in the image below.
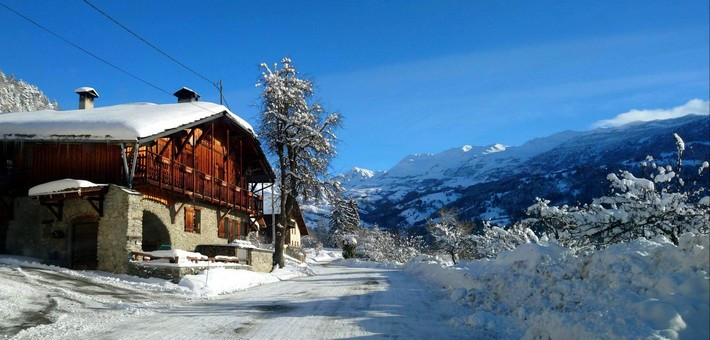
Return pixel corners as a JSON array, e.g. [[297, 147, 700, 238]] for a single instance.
[[86, 197, 104, 217], [158, 136, 173, 157], [193, 125, 211, 148], [120, 143, 130, 186], [174, 128, 196, 158], [218, 208, 232, 222], [41, 201, 63, 221], [226, 129, 230, 206], [170, 199, 187, 224]]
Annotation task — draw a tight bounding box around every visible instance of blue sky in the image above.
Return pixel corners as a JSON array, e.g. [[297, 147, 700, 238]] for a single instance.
[[0, 1, 708, 173]]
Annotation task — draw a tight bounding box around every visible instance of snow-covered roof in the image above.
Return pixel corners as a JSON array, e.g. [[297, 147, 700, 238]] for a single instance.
[[0, 101, 255, 142], [28, 179, 107, 196]]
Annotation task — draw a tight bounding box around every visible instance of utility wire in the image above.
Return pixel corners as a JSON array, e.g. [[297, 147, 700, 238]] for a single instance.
[[82, 0, 219, 88], [0, 1, 171, 96], [0, 1, 234, 117], [81, 0, 230, 110]]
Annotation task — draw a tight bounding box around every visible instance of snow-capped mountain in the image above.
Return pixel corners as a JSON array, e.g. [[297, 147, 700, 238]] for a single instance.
[[0, 71, 58, 113], [335, 167, 384, 188], [313, 114, 710, 230]]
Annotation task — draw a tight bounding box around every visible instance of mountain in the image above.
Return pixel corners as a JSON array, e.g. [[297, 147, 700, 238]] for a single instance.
[[0, 71, 59, 113], [308, 114, 710, 231]]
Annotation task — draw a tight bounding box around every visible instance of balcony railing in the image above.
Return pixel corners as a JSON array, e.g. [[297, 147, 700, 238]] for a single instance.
[[134, 150, 262, 214]]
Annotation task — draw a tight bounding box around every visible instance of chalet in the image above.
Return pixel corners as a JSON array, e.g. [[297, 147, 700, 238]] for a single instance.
[[0, 87, 275, 274], [260, 189, 309, 249]]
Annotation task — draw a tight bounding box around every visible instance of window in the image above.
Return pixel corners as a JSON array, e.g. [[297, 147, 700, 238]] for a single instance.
[[184, 206, 201, 233]]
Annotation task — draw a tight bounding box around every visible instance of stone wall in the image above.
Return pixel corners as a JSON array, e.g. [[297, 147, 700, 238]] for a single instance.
[[128, 262, 249, 283], [194, 244, 274, 273], [5, 185, 142, 272], [4, 184, 256, 276], [250, 248, 274, 273], [96, 186, 143, 273], [6, 193, 102, 267], [139, 198, 248, 252]]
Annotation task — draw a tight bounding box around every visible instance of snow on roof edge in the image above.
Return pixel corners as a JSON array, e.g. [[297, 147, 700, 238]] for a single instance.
[[0, 101, 257, 142]]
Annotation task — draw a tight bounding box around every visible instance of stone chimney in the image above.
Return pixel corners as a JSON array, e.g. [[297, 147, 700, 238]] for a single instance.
[[173, 87, 200, 103], [75, 87, 99, 109]]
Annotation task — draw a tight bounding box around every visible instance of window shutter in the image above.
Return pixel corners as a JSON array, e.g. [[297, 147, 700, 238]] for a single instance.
[[218, 218, 226, 238], [184, 207, 194, 232], [235, 218, 241, 240]]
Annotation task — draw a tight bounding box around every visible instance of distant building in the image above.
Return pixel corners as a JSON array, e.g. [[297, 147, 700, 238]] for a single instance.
[[259, 189, 309, 249], [0, 87, 274, 274]]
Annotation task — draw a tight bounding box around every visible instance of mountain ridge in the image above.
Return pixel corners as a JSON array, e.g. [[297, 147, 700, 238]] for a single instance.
[[304, 114, 710, 230]]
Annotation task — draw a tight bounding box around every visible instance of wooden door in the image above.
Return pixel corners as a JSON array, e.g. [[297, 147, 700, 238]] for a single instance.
[[71, 222, 99, 270]]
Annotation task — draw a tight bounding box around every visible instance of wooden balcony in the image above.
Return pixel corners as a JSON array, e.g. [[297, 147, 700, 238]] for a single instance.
[[134, 150, 262, 214]]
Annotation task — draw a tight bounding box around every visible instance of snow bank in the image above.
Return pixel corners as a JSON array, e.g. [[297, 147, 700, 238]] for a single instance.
[[305, 248, 343, 264], [178, 258, 315, 297], [1, 254, 314, 300], [405, 233, 710, 339], [0, 255, 185, 294], [28, 179, 106, 196]]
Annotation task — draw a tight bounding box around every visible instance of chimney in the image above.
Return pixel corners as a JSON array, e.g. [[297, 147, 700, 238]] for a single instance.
[[173, 87, 200, 103], [75, 87, 99, 109]]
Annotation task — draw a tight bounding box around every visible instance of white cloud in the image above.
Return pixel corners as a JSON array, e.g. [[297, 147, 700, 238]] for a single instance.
[[594, 99, 710, 128]]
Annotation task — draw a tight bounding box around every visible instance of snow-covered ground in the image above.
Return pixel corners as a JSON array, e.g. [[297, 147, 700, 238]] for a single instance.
[[2, 238, 707, 339], [0, 249, 473, 339], [405, 233, 710, 339]]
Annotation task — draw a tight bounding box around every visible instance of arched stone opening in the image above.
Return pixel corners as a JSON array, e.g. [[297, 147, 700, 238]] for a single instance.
[[141, 211, 171, 251]]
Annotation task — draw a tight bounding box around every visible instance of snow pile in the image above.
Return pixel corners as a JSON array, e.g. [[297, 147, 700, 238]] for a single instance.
[[140, 249, 207, 263], [178, 258, 314, 297], [305, 248, 343, 264], [0, 255, 185, 294], [405, 233, 710, 339], [229, 239, 258, 249], [28, 179, 106, 196]]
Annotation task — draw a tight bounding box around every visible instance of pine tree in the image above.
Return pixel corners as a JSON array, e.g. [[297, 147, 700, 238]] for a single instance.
[[329, 196, 361, 257]]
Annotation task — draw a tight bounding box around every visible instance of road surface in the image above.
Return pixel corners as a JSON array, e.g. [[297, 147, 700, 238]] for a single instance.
[[2, 259, 471, 339]]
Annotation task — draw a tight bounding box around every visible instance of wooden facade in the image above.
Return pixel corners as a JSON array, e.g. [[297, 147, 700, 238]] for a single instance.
[[0, 116, 273, 217]]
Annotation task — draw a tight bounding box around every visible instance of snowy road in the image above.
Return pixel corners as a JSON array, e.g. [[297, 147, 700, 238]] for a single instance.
[[2, 260, 471, 339]]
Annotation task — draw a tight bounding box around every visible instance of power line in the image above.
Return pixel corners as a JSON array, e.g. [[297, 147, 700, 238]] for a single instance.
[[0, 1, 233, 116], [81, 0, 231, 110], [81, 0, 219, 89], [0, 1, 171, 96]]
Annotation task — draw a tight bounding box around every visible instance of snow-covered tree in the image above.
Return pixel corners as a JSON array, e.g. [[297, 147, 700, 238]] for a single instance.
[[329, 196, 361, 258], [466, 220, 541, 259], [356, 227, 425, 263], [427, 209, 473, 264], [257, 58, 341, 267], [0, 71, 59, 113], [526, 134, 709, 249], [329, 197, 360, 236]]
